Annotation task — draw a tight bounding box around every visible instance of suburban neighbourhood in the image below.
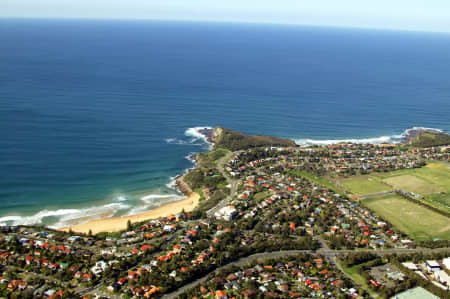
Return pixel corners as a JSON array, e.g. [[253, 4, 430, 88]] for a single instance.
[[0, 128, 449, 298]]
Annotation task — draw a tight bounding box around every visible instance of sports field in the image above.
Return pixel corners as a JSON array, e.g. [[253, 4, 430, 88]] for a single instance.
[[361, 194, 450, 240], [382, 175, 442, 194], [339, 162, 450, 211], [340, 176, 392, 195]]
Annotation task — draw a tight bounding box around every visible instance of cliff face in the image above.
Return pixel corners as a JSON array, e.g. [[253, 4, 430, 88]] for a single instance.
[[212, 126, 296, 151]]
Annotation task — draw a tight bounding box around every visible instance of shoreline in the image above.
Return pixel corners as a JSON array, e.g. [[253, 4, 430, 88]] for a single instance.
[[61, 174, 199, 234]]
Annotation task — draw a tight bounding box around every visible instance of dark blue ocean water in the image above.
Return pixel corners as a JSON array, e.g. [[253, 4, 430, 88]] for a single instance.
[[1, 19, 449, 227]]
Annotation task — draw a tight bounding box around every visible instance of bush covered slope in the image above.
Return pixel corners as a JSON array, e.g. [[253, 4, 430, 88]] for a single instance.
[[408, 131, 450, 147], [212, 127, 296, 151]]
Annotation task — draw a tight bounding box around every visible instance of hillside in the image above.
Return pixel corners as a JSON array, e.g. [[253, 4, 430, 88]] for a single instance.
[[407, 131, 450, 147], [212, 127, 297, 151]]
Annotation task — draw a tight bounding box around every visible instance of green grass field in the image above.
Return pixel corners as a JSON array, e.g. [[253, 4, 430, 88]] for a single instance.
[[340, 176, 392, 195], [382, 175, 442, 194], [339, 162, 450, 212], [361, 194, 450, 240]]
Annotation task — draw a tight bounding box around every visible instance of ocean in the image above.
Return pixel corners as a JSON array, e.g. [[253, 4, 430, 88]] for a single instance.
[[1, 19, 449, 228]]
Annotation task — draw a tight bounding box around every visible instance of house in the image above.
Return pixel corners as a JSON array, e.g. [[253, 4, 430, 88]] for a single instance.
[[214, 206, 238, 221], [144, 286, 160, 298], [215, 290, 228, 299], [426, 260, 441, 272], [67, 236, 82, 242], [163, 224, 176, 232], [117, 277, 127, 285], [18, 281, 28, 290], [434, 270, 450, 286], [44, 289, 56, 297], [8, 280, 20, 291], [443, 257, 450, 269], [402, 262, 418, 271], [91, 260, 108, 275]]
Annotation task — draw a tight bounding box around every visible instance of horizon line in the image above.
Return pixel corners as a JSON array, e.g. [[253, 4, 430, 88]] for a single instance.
[[1, 16, 450, 35]]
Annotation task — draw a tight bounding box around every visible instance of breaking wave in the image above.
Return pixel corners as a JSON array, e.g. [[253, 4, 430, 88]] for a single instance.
[[165, 126, 213, 149], [294, 127, 444, 146], [0, 202, 130, 229], [0, 190, 187, 229], [140, 194, 182, 203]]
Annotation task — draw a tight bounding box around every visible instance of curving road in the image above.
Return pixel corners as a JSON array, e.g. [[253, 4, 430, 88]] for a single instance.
[[207, 151, 241, 217], [162, 247, 450, 299]]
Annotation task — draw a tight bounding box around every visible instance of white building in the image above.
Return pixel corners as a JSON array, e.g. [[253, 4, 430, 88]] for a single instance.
[[426, 260, 441, 272], [91, 260, 108, 275], [443, 257, 450, 269], [163, 225, 175, 232], [434, 270, 450, 286], [402, 262, 418, 271], [214, 206, 238, 221]]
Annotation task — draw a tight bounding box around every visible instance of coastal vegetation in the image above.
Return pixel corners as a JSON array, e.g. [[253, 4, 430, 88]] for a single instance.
[[213, 126, 296, 151], [196, 148, 229, 168], [407, 131, 450, 147]]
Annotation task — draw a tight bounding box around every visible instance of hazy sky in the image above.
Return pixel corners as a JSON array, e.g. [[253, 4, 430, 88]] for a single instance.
[[1, 0, 450, 32]]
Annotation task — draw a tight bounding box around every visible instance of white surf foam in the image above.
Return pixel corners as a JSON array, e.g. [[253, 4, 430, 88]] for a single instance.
[[116, 196, 128, 202], [140, 194, 181, 203], [294, 127, 445, 146], [0, 202, 130, 229], [295, 135, 401, 146], [165, 126, 213, 149], [184, 126, 213, 144]]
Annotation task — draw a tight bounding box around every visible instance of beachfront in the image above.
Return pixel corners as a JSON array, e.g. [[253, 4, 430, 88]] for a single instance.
[[61, 192, 199, 234]]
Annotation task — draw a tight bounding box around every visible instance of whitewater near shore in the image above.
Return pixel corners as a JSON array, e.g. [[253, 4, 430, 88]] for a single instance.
[[61, 191, 199, 234]]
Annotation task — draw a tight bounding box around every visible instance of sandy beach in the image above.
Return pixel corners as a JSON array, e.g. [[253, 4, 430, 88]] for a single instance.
[[61, 191, 199, 234]]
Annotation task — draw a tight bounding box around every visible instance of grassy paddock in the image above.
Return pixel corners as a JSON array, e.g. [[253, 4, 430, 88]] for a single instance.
[[361, 194, 450, 241], [382, 174, 442, 194], [340, 162, 450, 211], [289, 170, 345, 193], [340, 176, 392, 195]]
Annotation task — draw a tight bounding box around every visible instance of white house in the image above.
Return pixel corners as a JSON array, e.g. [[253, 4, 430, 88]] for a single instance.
[[443, 257, 450, 269], [214, 206, 238, 221], [434, 270, 450, 286], [402, 262, 418, 271], [91, 260, 108, 275], [426, 260, 441, 272], [163, 225, 175, 232]]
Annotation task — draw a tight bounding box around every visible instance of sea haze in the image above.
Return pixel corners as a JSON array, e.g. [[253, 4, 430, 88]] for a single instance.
[[0, 19, 449, 228]]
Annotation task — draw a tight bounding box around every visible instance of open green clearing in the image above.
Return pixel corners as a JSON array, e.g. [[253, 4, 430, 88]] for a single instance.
[[361, 194, 450, 241], [338, 162, 450, 212], [382, 175, 442, 194], [338, 261, 377, 297], [288, 170, 346, 194], [340, 176, 392, 195]]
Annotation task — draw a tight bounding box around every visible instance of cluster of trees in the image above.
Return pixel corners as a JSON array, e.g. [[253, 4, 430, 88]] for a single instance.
[[214, 127, 296, 151], [184, 168, 226, 190], [339, 252, 378, 267]]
